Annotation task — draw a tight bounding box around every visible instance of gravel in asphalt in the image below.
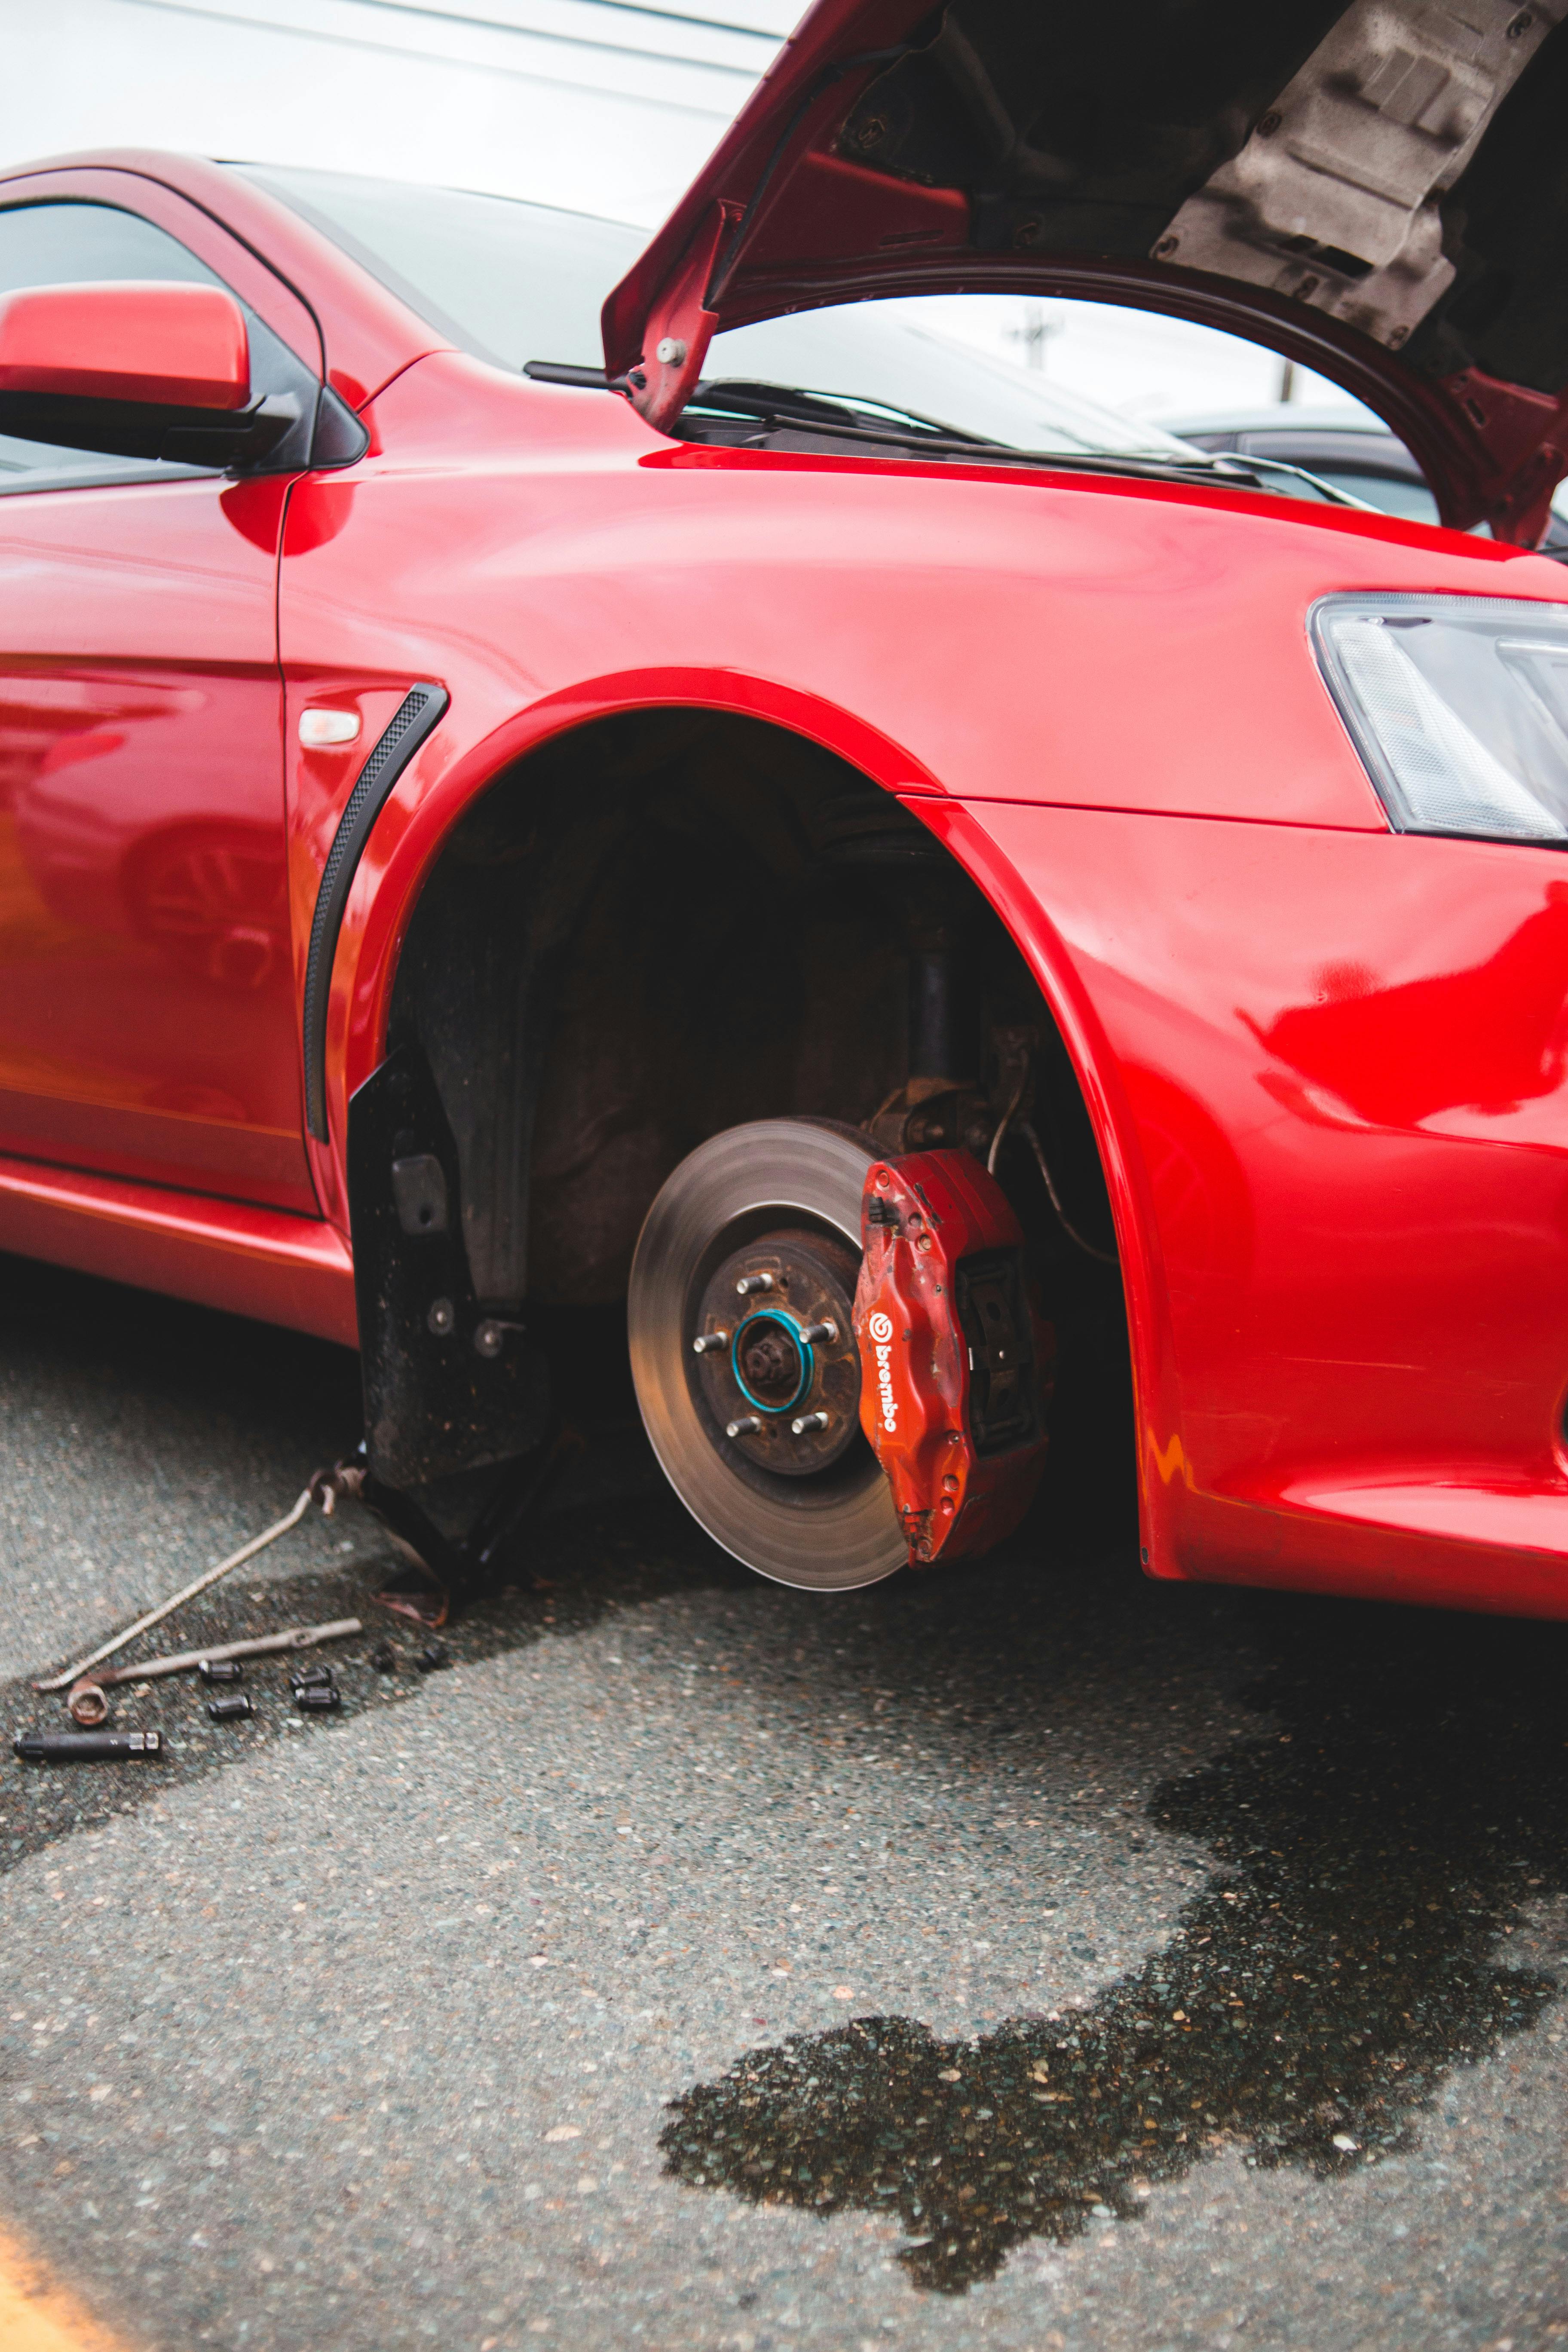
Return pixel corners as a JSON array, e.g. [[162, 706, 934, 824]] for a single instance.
[[3, 1251, 1568, 2351]]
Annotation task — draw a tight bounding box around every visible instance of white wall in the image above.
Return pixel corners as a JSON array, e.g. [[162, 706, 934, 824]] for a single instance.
[[1, 0, 784, 223], [2, 0, 1367, 421]]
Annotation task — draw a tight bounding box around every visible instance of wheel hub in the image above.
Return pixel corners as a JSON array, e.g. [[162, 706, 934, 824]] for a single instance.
[[693, 1228, 860, 1478]]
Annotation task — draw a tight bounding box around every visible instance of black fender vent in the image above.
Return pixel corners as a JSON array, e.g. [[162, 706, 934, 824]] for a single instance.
[[303, 682, 448, 1142]]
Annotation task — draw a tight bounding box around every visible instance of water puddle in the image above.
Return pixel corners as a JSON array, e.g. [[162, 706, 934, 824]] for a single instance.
[[660, 1604, 1568, 2291]]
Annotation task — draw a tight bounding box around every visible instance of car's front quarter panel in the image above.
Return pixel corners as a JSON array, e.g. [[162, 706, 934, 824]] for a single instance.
[[946, 799, 1568, 1613], [280, 348, 1568, 1610]]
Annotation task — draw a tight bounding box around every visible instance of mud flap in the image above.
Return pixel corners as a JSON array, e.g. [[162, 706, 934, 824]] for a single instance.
[[852, 1150, 1053, 1567]]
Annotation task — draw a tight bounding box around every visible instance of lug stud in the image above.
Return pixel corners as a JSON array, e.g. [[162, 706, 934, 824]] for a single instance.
[[726, 1415, 763, 1438], [797, 1320, 837, 1347], [735, 1272, 775, 1295], [473, 1314, 526, 1358], [692, 1330, 730, 1355], [791, 1411, 830, 1435]]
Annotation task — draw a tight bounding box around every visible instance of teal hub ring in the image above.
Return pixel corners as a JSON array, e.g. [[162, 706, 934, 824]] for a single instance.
[[729, 1308, 813, 1417]]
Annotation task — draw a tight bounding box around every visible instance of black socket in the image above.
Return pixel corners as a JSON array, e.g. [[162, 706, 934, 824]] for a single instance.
[[199, 1658, 244, 1684], [207, 1692, 254, 1721]]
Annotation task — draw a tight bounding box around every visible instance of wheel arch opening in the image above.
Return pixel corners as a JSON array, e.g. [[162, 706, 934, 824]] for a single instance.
[[352, 704, 1135, 1547]]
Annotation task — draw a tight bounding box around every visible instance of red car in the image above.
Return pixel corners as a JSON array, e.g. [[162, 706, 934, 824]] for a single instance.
[[6, 0, 1568, 1621]]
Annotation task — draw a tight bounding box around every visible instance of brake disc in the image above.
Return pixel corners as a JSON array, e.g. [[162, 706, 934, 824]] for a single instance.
[[628, 1118, 904, 1591]]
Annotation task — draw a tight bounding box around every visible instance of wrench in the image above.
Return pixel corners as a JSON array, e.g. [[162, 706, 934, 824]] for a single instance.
[[65, 1619, 362, 1724]]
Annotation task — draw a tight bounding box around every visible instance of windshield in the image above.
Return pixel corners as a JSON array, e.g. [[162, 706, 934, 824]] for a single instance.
[[240, 165, 1196, 461]]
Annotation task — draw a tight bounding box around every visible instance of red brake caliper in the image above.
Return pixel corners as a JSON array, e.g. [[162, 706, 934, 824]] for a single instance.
[[852, 1150, 1054, 1567]]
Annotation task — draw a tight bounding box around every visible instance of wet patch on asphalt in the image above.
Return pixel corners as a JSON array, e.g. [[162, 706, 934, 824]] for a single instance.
[[660, 1599, 1568, 2293], [0, 1495, 747, 1878]]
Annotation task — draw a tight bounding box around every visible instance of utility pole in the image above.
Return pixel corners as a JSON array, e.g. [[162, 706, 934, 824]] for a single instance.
[[1008, 301, 1061, 372]]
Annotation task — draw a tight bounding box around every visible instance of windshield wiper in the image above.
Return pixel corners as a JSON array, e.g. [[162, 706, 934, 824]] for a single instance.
[[1209, 451, 1373, 509], [684, 381, 1283, 488], [524, 362, 979, 442], [522, 361, 1367, 503], [686, 377, 1000, 444]]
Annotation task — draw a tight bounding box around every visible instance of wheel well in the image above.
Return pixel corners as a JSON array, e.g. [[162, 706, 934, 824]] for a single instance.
[[359, 707, 1133, 1531]]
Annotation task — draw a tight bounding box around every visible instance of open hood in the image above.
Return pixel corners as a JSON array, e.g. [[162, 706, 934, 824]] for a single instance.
[[603, 0, 1568, 543]]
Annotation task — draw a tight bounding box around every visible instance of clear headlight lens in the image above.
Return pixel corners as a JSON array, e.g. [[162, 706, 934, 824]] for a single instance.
[[1311, 594, 1568, 845]]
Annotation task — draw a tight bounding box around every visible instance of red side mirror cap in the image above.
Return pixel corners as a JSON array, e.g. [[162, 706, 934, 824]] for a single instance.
[[0, 280, 250, 411]]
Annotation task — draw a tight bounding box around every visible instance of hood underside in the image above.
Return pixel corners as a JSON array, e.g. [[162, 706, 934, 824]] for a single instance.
[[603, 0, 1568, 543]]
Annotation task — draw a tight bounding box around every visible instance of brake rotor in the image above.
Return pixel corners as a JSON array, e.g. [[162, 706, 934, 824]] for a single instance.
[[628, 1119, 904, 1591]]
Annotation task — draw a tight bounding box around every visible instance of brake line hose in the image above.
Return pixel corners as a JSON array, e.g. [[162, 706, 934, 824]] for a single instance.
[[1017, 1118, 1117, 1265], [988, 1061, 1117, 1265]]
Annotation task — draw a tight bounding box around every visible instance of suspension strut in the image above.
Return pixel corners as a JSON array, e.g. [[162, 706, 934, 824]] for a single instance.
[[815, 790, 991, 1157]]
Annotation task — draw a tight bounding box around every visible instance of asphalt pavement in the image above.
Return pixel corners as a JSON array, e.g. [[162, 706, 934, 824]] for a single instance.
[[4, 1248, 1568, 2352]]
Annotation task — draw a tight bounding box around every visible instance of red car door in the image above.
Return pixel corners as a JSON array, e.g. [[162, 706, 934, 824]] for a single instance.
[[0, 195, 315, 1213]]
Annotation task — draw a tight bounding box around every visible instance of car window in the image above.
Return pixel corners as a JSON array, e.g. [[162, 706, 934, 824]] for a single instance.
[[0, 201, 314, 496], [241, 166, 634, 379], [240, 165, 1194, 462]]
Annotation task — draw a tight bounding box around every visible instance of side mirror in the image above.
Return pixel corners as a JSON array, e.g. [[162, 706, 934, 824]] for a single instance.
[[0, 279, 303, 470], [0, 279, 251, 407]]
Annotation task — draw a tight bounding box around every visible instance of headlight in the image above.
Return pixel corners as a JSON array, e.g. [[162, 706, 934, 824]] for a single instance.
[[1311, 594, 1568, 845]]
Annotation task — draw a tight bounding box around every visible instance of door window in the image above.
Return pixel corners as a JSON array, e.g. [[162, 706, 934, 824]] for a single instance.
[[0, 201, 318, 494]]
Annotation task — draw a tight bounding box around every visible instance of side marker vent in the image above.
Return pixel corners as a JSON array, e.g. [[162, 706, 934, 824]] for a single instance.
[[302, 682, 448, 1143]]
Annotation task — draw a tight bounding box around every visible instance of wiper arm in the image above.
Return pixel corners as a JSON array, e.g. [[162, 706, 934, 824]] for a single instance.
[[524, 362, 998, 446], [687, 377, 1001, 444], [692, 386, 1282, 488], [685, 381, 1300, 492], [522, 361, 1297, 496], [1207, 451, 1371, 509], [687, 386, 1369, 505]]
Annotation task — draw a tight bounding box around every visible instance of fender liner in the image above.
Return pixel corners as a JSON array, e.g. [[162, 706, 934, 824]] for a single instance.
[[347, 1038, 551, 1485], [303, 681, 448, 1142]]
